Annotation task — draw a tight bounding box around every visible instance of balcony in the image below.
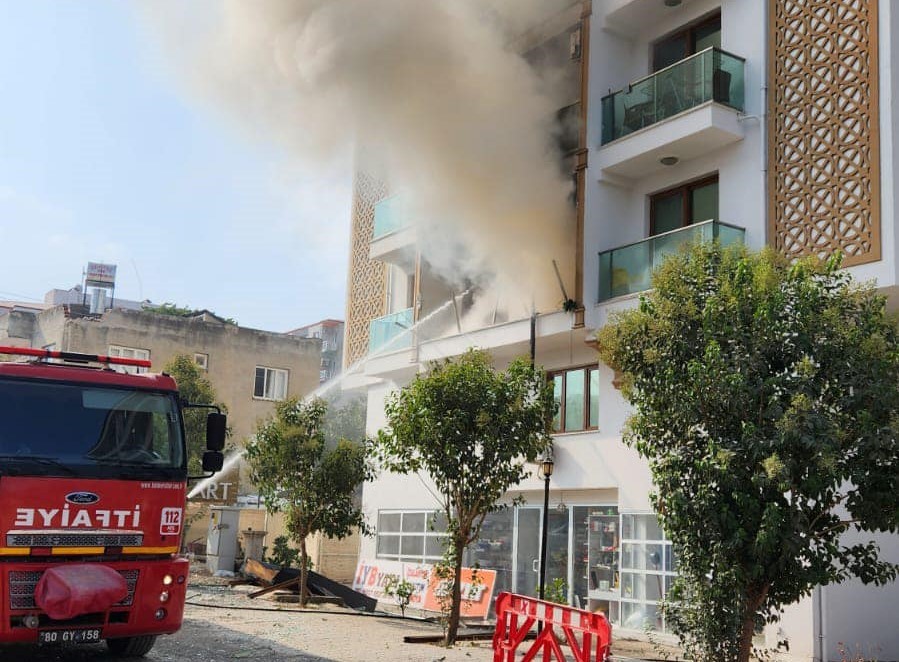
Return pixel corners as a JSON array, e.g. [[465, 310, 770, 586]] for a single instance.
[[370, 196, 415, 267], [372, 196, 407, 239], [597, 220, 745, 302], [597, 48, 745, 181], [368, 308, 414, 355]]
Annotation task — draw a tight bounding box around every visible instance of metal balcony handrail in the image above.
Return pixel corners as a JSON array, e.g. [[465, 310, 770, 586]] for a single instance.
[[600, 47, 746, 102], [597, 219, 742, 257]]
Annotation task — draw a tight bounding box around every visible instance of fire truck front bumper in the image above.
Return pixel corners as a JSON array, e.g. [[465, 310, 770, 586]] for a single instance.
[[0, 556, 190, 643]]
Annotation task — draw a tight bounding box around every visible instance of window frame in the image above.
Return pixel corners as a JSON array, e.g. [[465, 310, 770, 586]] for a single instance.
[[649, 174, 719, 236], [651, 11, 722, 72], [107, 345, 150, 375], [253, 365, 289, 401], [549, 364, 600, 433], [194, 353, 208, 371], [375, 509, 448, 564]]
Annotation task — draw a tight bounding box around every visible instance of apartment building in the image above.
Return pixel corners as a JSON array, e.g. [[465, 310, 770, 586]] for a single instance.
[[287, 318, 345, 384], [345, 1, 897, 659]]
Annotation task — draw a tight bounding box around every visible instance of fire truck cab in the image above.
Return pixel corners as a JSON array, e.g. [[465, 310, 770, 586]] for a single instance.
[[0, 346, 225, 657]]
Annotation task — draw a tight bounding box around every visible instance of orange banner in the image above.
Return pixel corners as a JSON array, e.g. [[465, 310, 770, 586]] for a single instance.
[[353, 559, 497, 618], [422, 567, 496, 618]]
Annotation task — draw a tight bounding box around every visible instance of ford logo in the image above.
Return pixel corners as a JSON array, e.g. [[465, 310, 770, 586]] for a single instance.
[[65, 492, 100, 505]]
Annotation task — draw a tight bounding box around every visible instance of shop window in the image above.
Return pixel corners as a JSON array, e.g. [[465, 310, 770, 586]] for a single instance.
[[652, 12, 721, 71], [254, 366, 288, 400], [579, 506, 620, 619], [650, 175, 719, 236], [618, 514, 677, 632], [550, 366, 600, 433], [376, 510, 447, 564]]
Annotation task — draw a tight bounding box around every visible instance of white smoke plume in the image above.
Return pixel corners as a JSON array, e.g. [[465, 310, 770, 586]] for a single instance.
[[140, 0, 578, 313]]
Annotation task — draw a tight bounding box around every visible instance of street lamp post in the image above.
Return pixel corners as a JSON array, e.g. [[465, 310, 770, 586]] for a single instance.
[[537, 450, 554, 602]]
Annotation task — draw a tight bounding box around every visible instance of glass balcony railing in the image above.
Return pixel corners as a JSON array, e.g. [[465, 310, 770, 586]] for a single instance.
[[372, 196, 408, 240], [601, 47, 745, 144], [368, 308, 414, 355], [598, 220, 745, 302]]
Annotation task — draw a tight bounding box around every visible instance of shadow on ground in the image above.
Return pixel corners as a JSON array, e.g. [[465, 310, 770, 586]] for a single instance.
[[0, 617, 337, 662]]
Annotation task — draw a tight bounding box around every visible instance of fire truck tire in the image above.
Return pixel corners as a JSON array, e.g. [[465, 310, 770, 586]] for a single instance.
[[105, 634, 158, 657]]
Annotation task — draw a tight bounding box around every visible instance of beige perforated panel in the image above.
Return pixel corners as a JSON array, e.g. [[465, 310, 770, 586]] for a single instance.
[[768, 0, 880, 266], [344, 172, 387, 368]]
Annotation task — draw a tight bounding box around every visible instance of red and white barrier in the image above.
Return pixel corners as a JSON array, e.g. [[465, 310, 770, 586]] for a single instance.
[[492, 592, 612, 662]]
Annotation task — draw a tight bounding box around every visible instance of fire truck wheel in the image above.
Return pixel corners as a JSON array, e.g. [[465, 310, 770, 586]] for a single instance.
[[105, 634, 158, 657]]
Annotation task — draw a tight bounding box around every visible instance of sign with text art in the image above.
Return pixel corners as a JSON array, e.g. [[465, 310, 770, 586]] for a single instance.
[[353, 558, 497, 618], [85, 262, 117, 288]]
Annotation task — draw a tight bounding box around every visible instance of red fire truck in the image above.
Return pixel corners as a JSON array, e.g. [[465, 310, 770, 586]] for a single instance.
[[0, 346, 225, 656]]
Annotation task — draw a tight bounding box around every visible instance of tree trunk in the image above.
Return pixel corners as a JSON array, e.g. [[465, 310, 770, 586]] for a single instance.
[[299, 537, 309, 608], [444, 536, 466, 647], [736, 585, 769, 662]]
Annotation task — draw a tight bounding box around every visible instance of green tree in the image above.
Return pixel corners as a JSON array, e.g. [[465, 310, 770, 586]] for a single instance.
[[377, 349, 555, 645], [143, 302, 236, 325], [163, 354, 228, 475], [245, 397, 370, 606], [598, 244, 899, 662]]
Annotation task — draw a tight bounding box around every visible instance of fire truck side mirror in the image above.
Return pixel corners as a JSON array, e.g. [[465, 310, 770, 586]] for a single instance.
[[202, 450, 224, 473], [206, 412, 227, 451]]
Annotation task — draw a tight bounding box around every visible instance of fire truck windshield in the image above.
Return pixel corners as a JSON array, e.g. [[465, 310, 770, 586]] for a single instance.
[[0, 378, 185, 480]]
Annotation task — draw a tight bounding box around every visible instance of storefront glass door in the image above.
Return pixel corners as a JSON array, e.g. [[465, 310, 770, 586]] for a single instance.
[[545, 507, 570, 599], [513, 508, 541, 596]]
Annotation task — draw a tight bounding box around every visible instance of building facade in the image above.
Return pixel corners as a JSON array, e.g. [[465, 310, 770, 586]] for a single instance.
[[345, 1, 898, 660], [0, 300, 322, 490], [287, 319, 345, 384]]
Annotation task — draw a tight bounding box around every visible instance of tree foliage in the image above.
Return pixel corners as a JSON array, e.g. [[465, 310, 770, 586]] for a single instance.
[[598, 244, 899, 662], [163, 354, 228, 475], [143, 302, 236, 325], [377, 349, 555, 645], [246, 397, 370, 606]]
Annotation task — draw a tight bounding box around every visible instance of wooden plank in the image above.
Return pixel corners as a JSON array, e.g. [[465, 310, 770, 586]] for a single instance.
[[242, 558, 279, 585], [247, 576, 301, 599], [403, 629, 498, 644]]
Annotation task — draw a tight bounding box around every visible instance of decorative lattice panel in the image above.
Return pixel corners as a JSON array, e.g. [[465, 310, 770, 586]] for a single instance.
[[343, 172, 387, 368], [768, 0, 880, 265]]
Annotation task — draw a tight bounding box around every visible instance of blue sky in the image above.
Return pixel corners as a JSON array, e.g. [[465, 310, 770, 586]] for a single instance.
[[0, 1, 351, 332]]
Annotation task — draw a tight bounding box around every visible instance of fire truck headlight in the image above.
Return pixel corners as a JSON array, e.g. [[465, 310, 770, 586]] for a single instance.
[[162, 574, 173, 586], [159, 591, 170, 603], [155, 608, 167, 620], [177, 575, 186, 584]]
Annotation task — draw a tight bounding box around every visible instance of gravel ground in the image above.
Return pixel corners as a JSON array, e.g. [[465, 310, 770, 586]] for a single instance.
[[0, 573, 674, 661]]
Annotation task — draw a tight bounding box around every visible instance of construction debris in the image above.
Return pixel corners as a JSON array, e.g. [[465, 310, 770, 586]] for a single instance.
[[240, 559, 377, 612]]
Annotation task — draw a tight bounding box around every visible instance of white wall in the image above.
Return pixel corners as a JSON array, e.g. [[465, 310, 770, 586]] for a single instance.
[[586, 0, 767, 328]]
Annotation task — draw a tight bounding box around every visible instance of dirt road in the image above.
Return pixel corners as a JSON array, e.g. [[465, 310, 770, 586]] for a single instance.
[[0, 581, 665, 661]]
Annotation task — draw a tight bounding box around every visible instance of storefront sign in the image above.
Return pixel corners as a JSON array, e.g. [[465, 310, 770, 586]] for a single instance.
[[353, 558, 496, 618]]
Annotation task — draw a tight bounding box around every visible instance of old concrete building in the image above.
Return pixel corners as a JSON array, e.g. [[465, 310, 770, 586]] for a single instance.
[[0, 302, 322, 484]]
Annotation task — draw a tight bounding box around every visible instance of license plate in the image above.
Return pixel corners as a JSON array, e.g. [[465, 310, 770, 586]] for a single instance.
[[38, 628, 102, 644]]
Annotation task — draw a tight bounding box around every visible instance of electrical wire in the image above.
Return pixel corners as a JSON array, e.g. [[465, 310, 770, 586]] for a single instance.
[[183, 593, 435, 623]]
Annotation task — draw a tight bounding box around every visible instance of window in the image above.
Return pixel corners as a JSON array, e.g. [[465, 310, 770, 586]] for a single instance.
[[0, 379, 184, 477], [550, 366, 600, 433], [194, 353, 208, 371], [650, 175, 719, 236], [652, 12, 721, 71], [376, 510, 448, 563], [254, 366, 288, 400], [107, 345, 150, 375], [618, 514, 678, 632]]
